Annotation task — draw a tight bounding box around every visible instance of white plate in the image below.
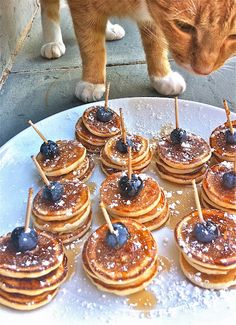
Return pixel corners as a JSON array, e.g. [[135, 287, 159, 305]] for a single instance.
[[0, 98, 235, 325]]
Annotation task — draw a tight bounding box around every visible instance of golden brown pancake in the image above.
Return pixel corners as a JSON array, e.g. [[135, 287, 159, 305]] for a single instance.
[[0, 232, 64, 278], [157, 132, 211, 169], [100, 172, 161, 217], [32, 204, 91, 233], [156, 156, 203, 174], [36, 140, 86, 177], [32, 181, 90, 221], [75, 118, 110, 146], [179, 254, 236, 289], [143, 202, 169, 231], [82, 219, 158, 285], [47, 156, 95, 183], [202, 162, 236, 211], [82, 106, 120, 137], [0, 287, 58, 311], [175, 209, 236, 270], [0, 256, 68, 295], [156, 163, 207, 184], [210, 120, 236, 162], [57, 211, 92, 244], [103, 135, 150, 166], [75, 134, 103, 153], [201, 189, 236, 214]]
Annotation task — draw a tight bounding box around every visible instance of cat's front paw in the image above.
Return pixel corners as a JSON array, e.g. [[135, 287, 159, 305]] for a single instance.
[[41, 42, 66, 59], [105, 21, 125, 41], [75, 81, 105, 103], [150, 72, 186, 95]]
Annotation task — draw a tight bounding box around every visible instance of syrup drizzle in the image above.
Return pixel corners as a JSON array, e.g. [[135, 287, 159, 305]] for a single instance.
[[158, 255, 172, 273], [127, 289, 157, 312], [87, 182, 97, 195], [65, 244, 81, 280]]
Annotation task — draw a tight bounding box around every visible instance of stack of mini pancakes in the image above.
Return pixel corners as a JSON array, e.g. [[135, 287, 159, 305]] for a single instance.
[[175, 209, 236, 290], [0, 231, 67, 310], [210, 120, 236, 162], [201, 162, 236, 214], [100, 172, 169, 231], [100, 134, 152, 176], [32, 181, 92, 244], [82, 219, 158, 295], [156, 132, 211, 184], [75, 106, 120, 153], [36, 139, 94, 183]]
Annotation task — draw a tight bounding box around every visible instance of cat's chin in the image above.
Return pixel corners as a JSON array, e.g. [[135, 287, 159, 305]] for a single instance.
[[150, 72, 186, 96], [75, 81, 105, 103]]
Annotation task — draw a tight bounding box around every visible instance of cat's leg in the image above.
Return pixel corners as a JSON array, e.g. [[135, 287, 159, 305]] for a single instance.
[[139, 22, 186, 95], [40, 0, 65, 59], [68, 3, 107, 102], [105, 20, 125, 41]]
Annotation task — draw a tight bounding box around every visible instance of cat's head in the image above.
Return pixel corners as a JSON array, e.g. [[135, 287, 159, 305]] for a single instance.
[[149, 0, 236, 75]]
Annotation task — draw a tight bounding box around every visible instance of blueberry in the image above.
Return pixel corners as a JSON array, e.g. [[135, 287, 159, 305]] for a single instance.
[[96, 107, 114, 122], [42, 181, 64, 202], [40, 140, 59, 159], [118, 174, 143, 199], [225, 129, 236, 145], [193, 221, 220, 243], [11, 226, 38, 252], [222, 171, 236, 189], [170, 128, 187, 144], [116, 138, 134, 153], [105, 223, 130, 249]]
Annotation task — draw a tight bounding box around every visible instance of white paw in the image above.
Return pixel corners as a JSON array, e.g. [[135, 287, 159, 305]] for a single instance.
[[75, 81, 105, 103], [41, 42, 66, 59], [150, 72, 186, 96], [105, 21, 125, 41]]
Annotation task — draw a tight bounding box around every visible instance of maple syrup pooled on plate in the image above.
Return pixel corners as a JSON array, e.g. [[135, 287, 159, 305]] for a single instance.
[[127, 290, 157, 312], [88, 182, 97, 195], [158, 255, 172, 273], [64, 243, 81, 280]]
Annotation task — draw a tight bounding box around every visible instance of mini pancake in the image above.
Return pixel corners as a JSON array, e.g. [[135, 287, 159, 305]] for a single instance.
[[0, 288, 58, 311], [75, 118, 110, 146], [82, 219, 158, 285], [201, 189, 236, 215], [202, 162, 236, 210], [100, 172, 161, 217], [179, 254, 236, 290], [103, 135, 150, 166], [101, 147, 152, 171], [210, 120, 236, 162], [156, 156, 202, 175], [58, 211, 92, 244], [47, 156, 95, 183], [82, 106, 120, 137], [75, 134, 103, 153], [0, 232, 64, 278], [157, 132, 211, 169], [109, 189, 168, 223], [143, 202, 169, 231], [183, 254, 229, 275], [36, 140, 86, 177], [175, 209, 236, 270], [32, 204, 91, 233], [32, 181, 90, 221], [0, 256, 68, 296], [156, 163, 207, 184], [85, 260, 158, 296]]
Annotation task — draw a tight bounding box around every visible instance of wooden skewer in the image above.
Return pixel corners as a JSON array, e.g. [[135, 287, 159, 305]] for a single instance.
[[104, 82, 110, 111], [191, 180, 205, 223], [175, 97, 179, 129], [223, 99, 234, 134], [100, 202, 115, 234], [24, 188, 34, 231], [31, 155, 50, 186], [128, 146, 132, 180], [28, 120, 48, 143], [119, 108, 127, 143]]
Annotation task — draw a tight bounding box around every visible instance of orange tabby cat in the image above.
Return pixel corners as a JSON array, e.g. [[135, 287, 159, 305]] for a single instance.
[[40, 0, 236, 102]]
